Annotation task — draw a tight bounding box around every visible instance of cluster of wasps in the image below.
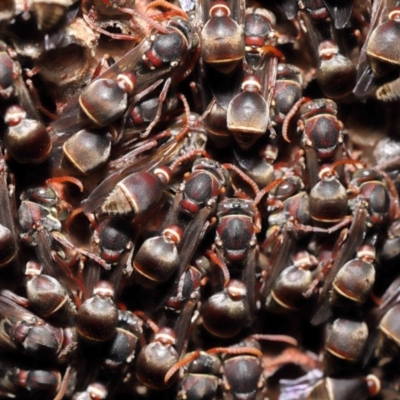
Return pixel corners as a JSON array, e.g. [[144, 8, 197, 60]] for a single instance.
[[1, 0, 400, 399]]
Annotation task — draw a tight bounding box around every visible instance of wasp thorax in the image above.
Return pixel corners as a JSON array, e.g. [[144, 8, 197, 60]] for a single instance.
[[245, 7, 276, 48]]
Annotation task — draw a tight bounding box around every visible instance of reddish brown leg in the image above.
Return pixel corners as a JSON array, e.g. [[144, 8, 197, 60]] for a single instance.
[[1, 290, 29, 307], [140, 78, 172, 139], [206, 249, 230, 287], [51, 231, 111, 270], [164, 351, 200, 384], [223, 163, 260, 198], [82, 12, 141, 41], [303, 228, 349, 298], [53, 366, 72, 400], [175, 93, 191, 142], [25, 79, 58, 120], [207, 346, 263, 358], [64, 208, 83, 233], [261, 45, 286, 62], [90, 53, 112, 81], [150, 10, 188, 20], [181, 46, 201, 81], [146, 0, 188, 19], [261, 226, 281, 249], [46, 176, 84, 192], [117, 7, 170, 34], [282, 97, 310, 143], [133, 310, 159, 333], [303, 260, 333, 298], [108, 140, 158, 170], [253, 178, 285, 208], [170, 149, 208, 173], [382, 171, 400, 220], [51, 249, 81, 269]]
